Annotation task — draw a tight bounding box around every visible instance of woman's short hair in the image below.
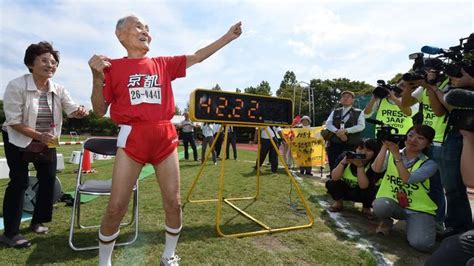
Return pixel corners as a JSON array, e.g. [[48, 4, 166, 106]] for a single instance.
[[407, 125, 435, 143], [24, 41, 59, 73], [357, 138, 382, 155]]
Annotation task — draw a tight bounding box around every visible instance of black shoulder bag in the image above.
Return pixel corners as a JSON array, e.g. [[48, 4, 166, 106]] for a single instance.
[[20, 94, 55, 162]]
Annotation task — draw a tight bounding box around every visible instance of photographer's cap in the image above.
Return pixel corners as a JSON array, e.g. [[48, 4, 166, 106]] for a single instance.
[[301, 115, 311, 123], [341, 90, 355, 98]]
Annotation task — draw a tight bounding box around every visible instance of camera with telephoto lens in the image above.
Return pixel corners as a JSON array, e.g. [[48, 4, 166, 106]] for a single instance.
[[402, 53, 445, 85], [376, 124, 407, 145], [418, 33, 474, 80], [372, 80, 403, 98], [344, 151, 367, 160], [441, 35, 474, 78]]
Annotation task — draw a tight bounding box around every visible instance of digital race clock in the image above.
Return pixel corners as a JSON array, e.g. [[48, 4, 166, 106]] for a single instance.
[[189, 89, 293, 126]]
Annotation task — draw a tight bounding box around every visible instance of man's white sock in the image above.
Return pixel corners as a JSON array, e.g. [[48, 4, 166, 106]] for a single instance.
[[162, 224, 182, 259], [98, 230, 120, 266]]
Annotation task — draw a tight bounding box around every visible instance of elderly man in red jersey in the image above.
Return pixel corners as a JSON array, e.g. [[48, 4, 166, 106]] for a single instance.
[[89, 15, 242, 266]]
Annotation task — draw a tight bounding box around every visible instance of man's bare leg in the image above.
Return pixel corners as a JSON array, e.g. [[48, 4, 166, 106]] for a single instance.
[[154, 149, 182, 262], [99, 148, 143, 266]]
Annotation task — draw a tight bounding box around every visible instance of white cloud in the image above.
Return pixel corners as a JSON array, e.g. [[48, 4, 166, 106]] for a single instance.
[[1, 0, 472, 112], [287, 40, 317, 57]]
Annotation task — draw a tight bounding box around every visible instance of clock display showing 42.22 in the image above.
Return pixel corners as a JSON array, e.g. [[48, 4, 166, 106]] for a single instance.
[[189, 89, 293, 126]]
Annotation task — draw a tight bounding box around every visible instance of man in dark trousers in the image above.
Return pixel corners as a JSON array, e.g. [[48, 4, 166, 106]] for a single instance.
[[254, 126, 282, 173], [225, 125, 237, 160], [324, 91, 365, 173], [179, 112, 198, 161]]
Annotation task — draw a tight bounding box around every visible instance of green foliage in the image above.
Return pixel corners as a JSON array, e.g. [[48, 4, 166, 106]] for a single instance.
[[175, 105, 182, 115], [244, 80, 272, 96], [276, 71, 297, 97], [0, 101, 4, 124], [389, 73, 404, 84], [276, 75, 374, 125], [212, 84, 222, 91]]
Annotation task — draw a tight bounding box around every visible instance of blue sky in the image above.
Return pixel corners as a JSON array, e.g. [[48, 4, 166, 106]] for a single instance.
[[0, 0, 472, 111]]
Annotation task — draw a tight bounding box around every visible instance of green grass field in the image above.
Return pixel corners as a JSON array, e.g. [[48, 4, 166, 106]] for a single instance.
[[0, 138, 430, 265]]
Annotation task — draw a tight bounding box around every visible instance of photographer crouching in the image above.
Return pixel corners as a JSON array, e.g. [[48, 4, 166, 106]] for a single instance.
[[372, 125, 441, 252], [325, 139, 382, 217]]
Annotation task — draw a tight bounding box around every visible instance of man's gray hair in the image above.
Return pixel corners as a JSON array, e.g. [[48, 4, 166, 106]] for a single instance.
[[116, 15, 136, 31]]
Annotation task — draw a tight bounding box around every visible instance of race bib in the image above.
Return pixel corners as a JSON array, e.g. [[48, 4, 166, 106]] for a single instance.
[[129, 87, 162, 105]]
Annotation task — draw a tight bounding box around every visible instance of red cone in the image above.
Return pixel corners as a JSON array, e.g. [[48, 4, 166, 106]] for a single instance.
[[81, 149, 95, 173]]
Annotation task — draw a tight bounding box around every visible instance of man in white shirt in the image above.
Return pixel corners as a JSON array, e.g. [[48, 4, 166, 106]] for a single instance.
[[254, 126, 282, 173], [179, 112, 198, 161], [325, 91, 365, 173]]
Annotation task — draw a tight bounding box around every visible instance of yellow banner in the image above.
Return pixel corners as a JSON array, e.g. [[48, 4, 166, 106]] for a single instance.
[[282, 127, 326, 167]]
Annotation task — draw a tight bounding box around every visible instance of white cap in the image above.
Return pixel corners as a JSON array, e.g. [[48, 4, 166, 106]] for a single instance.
[[301, 115, 311, 123]]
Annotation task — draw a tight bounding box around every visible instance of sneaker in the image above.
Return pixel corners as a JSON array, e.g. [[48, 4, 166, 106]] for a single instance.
[[328, 201, 343, 212], [161, 255, 181, 266], [362, 207, 376, 220], [376, 220, 393, 236]]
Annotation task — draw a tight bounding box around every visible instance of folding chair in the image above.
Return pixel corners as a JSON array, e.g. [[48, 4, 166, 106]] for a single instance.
[[68, 137, 139, 251]]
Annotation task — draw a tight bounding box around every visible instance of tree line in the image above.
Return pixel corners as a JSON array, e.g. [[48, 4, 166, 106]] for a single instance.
[[1, 70, 400, 136]]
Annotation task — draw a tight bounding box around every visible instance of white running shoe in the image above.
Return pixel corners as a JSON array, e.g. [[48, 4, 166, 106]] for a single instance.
[[161, 255, 181, 266]]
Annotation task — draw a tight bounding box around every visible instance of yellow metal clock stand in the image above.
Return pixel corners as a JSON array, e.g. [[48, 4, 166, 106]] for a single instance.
[[184, 124, 314, 238]]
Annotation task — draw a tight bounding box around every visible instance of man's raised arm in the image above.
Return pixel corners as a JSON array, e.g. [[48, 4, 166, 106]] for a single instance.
[[89, 54, 111, 117], [186, 22, 242, 69]]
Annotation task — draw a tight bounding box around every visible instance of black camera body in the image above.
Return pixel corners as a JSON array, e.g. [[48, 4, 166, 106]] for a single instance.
[[401, 71, 426, 82], [376, 124, 407, 145], [344, 151, 366, 160], [444, 60, 474, 78], [373, 80, 403, 98], [402, 53, 445, 85], [416, 34, 474, 82]]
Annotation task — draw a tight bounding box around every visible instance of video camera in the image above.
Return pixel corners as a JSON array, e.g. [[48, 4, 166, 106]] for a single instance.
[[377, 125, 407, 145], [408, 33, 474, 81], [344, 151, 366, 160], [402, 53, 445, 85], [438, 34, 474, 78], [372, 80, 402, 98], [366, 118, 407, 145]]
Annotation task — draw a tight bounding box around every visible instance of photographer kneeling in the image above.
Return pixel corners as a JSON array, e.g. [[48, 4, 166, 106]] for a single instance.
[[326, 139, 382, 217], [372, 125, 440, 252]]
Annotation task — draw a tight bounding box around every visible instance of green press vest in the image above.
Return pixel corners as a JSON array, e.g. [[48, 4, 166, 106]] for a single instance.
[[420, 79, 449, 143], [376, 153, 437, 215], [342, 164, 370, 188], [376, 98, 413, 135]]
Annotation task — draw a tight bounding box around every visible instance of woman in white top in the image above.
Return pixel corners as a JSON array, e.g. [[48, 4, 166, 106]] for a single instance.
[[1, 42, 87, 248], [201, 123, 217, 164]]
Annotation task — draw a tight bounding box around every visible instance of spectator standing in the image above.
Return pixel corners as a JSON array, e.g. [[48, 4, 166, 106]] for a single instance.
[[325, 91, 365, 173], [179, 112, 198, 161]]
